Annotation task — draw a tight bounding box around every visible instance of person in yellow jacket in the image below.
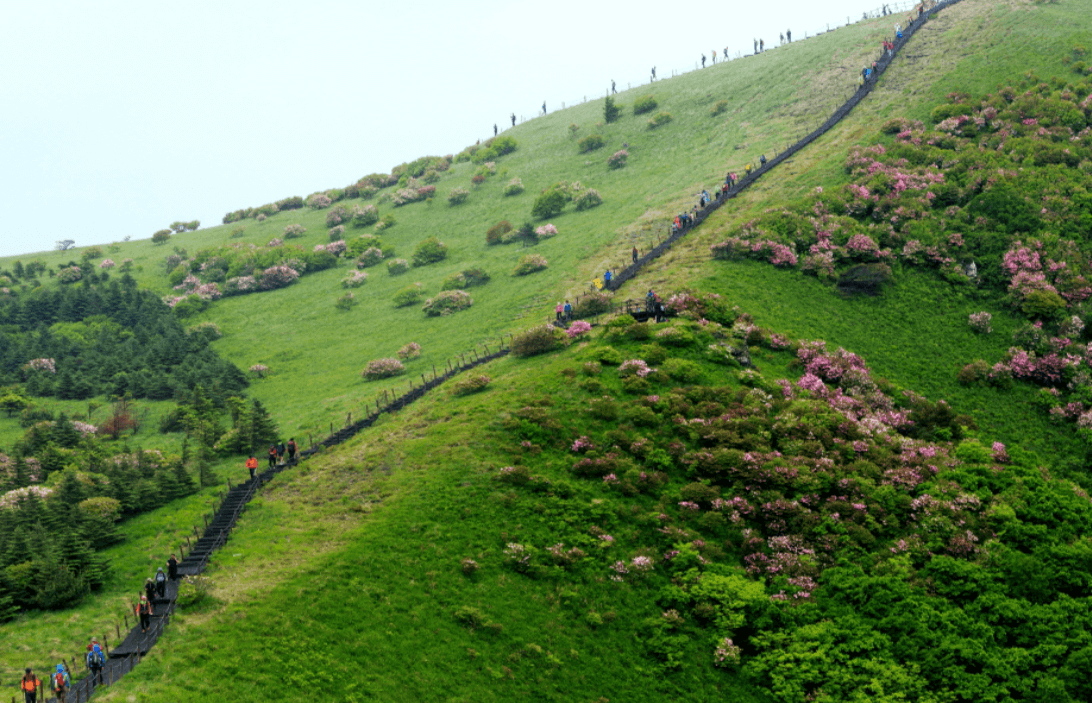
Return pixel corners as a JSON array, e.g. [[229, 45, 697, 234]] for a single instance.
[[21, 668, 41, 703]]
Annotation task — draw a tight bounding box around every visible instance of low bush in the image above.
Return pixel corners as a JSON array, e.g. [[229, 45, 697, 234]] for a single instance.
[[326, 206, 348, 227], [837, 263, 893, 295], [662, 358, 703, 383], [362, 357, 405, 380], [283, 224, 306, 239], [534, 224, 558, 240], [393, 283, 425, 307], [486, 220, 513, 245], [386, 258, 409, 275], [511, 324, 566, 357], [711, 100, 728, 116], [351, 247, 381, 268], [341, 270, 368, 288], [328, 225, 345, 241], [442, 268, 490, 291], [452, 374, 491, 396], [607, 150, 628, 169], [306, 193, 332, 209], [572, 292, 613, 317], [574, 189, 603, 211], [412, 237, 448, 266], [503, 178, 525, 196], [647, 112, 673, 128], [470, 135, 518, 164], [513, 254, 549, 276], [152, 230, 171, 245], [375, 214, 396, 231], [633, 94, 658, 115], [352, 204, 379, 227], [578, 134, 606, 153], [423, 290, 473, 316], [335, 292, 357, 311], [448, 187, 470, 205], [531, 189, 567, 219], [397, 342, 421, 359]]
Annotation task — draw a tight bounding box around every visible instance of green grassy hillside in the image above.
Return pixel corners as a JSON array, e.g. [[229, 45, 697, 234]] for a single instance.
[[5, 0, 1092, 699]]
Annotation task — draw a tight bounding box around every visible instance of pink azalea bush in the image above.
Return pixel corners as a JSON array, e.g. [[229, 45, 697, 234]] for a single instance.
[[99, 259, 115, 269], [362, 357, 405, 380], [249, 364, 270, 377], [26, 358, 57, 373], [397, 342, 421, 359], [513, 254, 548, 276], [341, 270, 368, 288], [567, 320, 593, 338]]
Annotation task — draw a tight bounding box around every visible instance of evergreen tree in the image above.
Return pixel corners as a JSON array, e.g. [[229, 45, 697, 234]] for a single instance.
[[244, 398, 279, 454]]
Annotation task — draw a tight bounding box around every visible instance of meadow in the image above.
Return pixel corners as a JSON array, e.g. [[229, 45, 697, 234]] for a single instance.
[[4, 0, 1092, 698]]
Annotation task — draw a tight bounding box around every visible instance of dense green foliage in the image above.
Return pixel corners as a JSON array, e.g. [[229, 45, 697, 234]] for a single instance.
[[0, 276, 247, 401]]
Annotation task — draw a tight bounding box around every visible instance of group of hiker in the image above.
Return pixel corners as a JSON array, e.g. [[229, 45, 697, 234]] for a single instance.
[[17, 555, 178, 701], [248, 439, 297, 478]]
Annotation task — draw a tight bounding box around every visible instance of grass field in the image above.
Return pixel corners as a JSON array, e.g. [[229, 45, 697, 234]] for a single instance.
[[4, 0, 1092, 697]]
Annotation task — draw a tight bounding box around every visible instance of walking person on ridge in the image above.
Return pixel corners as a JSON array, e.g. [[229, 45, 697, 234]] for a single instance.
[[246, 455, 258, 480], [287, 438, 298, 462], [136, 594, 154, 634], [168, 553, 179, 580], [87, 645, 105, 687], [155, 567, 167, 598]]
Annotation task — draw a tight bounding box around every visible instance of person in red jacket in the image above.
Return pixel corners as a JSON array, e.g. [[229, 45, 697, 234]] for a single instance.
[[246, 455, 258, 479]]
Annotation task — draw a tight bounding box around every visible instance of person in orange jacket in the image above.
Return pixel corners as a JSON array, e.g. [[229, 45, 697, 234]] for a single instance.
[[135, 594, 154, 633], [21, 668, 41, 703], [246, 455, 258, 479]]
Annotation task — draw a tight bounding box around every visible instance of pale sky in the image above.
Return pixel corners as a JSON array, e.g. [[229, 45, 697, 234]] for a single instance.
[[0, 0, 892, 259]]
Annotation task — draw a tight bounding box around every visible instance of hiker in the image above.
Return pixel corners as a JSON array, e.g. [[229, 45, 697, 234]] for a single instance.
[[276, 440, 287, 464], [760, 39, 764, 52], [555, 302, 563, 321], [632, 246, 639, 264], [723, 47, 728, 60], [787, 29, 792, 42], [136, 594, 154, 633], [611, 79, 616, 94], [144, 577, 155, 603], [542, 101, 546, 115], [155, 567, 167, 597], [493, 124, 497, 137], [753, 38, 757, 54], [511, 113, 516, 126], [745, 163, 753, 176], [701, 54, 706, 68], [702, 189, 710, 203], [651, 66, 656, 80], [168, 553, 179, 580], [604, 269, 613, 285], [246, 455, 258, 479], [645, 289, 657, 313], [710, 50, 715, 64], [563, 300, 572, 321], [267, 444, 277, 469], [780, 32, 784, 44], [21, 668, 41, 703], [287, 438, 297, 462], [760, 154, 767, 167], [87, 645, 105, 687], [50, 664, 70, 703]]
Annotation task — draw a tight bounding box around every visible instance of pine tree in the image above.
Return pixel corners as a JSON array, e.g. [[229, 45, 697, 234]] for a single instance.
[[244, 398, 279, 454]]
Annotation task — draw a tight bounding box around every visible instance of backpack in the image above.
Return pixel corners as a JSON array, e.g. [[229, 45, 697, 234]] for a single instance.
[[54, 671, 67, 690], [156, 571, 166, 583], [89, 649, 105, 667]]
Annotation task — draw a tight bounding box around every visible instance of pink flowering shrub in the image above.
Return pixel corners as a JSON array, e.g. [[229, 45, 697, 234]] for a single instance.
[[534, 224, 558, 239], [362, 357, 405, 380], [57, 266, 82, 283], [422, 290, 472, 316], [607, 149, 628, 169], [341, 270, 368, 288], [968, 312, 992, 334], [26, 358, 57, 373], [567, 320, 593, 338], [306, 193, 332, 209], [513, 254, 548, 276], [249, 364, 270, 377], [257, 265, 300, 290], [619, 359, 654, 378], [99, 259, 115, 269], [283, 224, 306, 239], [397, 342, 421, 359], [356, 247, 384, 268]]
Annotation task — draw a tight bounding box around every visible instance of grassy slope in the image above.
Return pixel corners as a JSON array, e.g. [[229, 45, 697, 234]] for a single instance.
[[6, 0, 1092, 697], [2, 10, 900, 444], [618, 0, 1092, 464]]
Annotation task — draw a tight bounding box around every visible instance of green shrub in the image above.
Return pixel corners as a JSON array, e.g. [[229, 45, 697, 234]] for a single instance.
[[513, 254, 549, 276], [470, 135, 518, 164], [375, 214, 396, 231], [412, 237, 448, 267], [662, 358, 703, 383], [486, 220, 512, 245], [511, 325, 565, 357], [633, 95, 658, 115], [574, 189, 603, 211], [711, 100, 728, 117], [531, 189, 567, 219], [152, 230, 171, 245], [393, 283, 425, 307], [604, 97, 621, 123], [352, 204, 379, 227], [356, 247, 384, 268], [442, 268, 489, 290], [930, 102, 973, 123], [647, 112, 673, 129], [572, 292, 613, 317], [448, 187, 470, 205], [503, 178, 524, 196], [422, 290, 473, 316], [386, 258, 409, 275], [1021, 289, 1067, 320], [578, 134, 606, 153], [452, 374, 491, 396]]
